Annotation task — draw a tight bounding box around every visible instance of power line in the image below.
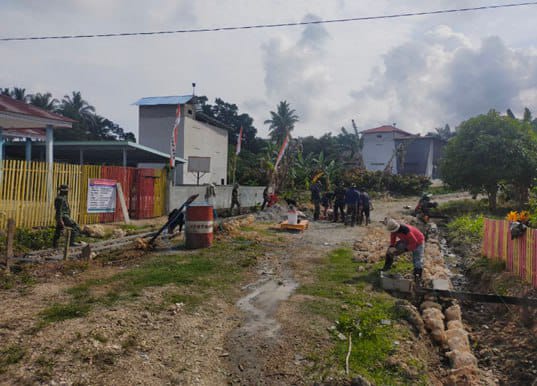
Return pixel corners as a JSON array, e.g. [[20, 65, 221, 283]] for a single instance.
[[1, 1, 536, 42]]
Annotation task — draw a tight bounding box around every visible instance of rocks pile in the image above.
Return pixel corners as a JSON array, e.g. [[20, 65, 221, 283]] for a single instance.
[[220, 215, 256, 236], [255, 204, 287, 222], [112, 228, 127, 238], [352, 228, 387, 263], [83, 224, 106, 238]]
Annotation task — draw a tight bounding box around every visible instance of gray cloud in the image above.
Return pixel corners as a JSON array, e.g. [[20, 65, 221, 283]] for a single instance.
[[348, 25, 537, 132], [261, 14, 331, 126]]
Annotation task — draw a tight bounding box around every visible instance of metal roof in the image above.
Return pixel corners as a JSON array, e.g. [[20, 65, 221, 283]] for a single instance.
[[133, 95, 194, 106], [4, 141, 186, 165]]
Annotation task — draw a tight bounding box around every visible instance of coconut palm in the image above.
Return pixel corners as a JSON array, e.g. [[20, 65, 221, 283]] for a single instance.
[[59, 91, 96, 123], [264, 101, 299, 145], [29, 92, 58, 111], [11, 87, 29, 102]]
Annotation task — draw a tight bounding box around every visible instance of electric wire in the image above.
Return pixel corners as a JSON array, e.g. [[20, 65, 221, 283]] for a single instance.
[[1, 1, 536, 42]]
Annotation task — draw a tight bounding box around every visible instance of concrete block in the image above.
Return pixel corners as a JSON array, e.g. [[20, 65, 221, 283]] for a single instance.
[[432, 279, 451, 290]]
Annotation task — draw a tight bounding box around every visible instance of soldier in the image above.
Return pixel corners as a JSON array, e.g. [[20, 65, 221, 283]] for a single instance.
[[359, 188, 372, 226], [310, 181, 322, 221], [261, 185, 270, 211], [230, 183, 241, 215], [52, 184, 82, 248], [345, 184, 360, 227], [332, 182, 346, 223]]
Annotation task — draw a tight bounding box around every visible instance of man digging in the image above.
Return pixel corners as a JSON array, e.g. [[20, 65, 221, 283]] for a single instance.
[[383, 218, 425, 283]]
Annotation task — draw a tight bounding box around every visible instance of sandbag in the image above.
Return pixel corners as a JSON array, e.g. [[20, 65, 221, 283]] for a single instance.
[[445, 304, 462, 322]]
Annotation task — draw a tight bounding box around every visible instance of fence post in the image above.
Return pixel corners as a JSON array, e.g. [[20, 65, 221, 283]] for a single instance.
[[5, 218, 15, 271], [63, 229, 71, 260]]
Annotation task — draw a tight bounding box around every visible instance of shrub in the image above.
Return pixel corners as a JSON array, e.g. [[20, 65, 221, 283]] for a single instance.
[[447, 215, 484, 244], [341, 169, 431, 196]]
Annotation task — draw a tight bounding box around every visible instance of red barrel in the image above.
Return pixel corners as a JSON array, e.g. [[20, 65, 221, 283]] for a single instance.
[[185, 204, 214, 249]]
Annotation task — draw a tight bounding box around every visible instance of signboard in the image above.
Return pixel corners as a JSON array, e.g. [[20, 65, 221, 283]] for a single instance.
[[187, 156, 211, 173], [87, 178, 117, 213]]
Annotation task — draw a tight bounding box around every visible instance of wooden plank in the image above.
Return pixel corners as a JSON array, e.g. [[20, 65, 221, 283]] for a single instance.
[[116, 182, 130, 224], [280, 220, 309, 231]]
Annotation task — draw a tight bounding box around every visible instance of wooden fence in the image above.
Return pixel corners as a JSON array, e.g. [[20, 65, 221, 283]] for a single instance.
[[0, 160, 167, 229], [482, 218, 537, 288]]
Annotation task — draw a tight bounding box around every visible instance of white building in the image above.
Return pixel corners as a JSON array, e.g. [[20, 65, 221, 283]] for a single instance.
[[134, 95, 229, 185], [361, 125, 445, 178]]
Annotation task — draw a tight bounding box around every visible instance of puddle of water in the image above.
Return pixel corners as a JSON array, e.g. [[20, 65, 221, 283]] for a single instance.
[[236, 277, 298, 338]]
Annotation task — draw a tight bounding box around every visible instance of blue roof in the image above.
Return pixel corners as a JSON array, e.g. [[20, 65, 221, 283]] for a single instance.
[[133, 95, 194, 106]]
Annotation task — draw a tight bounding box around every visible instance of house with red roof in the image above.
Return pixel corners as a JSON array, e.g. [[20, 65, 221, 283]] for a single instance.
[[361, 125, 444, 178]]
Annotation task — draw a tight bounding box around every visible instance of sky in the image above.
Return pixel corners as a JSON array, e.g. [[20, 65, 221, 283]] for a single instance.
[[1, 0, 537, 139]]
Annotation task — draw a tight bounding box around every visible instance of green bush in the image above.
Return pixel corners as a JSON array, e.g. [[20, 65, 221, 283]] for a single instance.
[[447, 215, 484, 244], [15, 228, 55, 251], [341, 169, 431, 196]]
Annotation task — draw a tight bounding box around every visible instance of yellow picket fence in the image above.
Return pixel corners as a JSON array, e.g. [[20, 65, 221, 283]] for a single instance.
[[0, 160, 167, 230]]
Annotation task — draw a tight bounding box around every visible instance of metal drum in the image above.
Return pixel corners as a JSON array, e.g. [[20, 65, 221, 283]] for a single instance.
[[185, 203, 214, 249]]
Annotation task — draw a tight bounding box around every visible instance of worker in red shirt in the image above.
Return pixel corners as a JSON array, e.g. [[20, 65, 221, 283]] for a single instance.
[[384, 218, 425, 281]]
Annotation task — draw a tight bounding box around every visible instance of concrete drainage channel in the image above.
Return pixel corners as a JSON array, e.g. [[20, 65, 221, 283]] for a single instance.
[[381, 229, 497, 385]]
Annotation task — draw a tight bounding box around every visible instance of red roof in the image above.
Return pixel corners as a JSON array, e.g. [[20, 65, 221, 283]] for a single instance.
[[361, 125, 412, 136], [0, 95, 75, 123]]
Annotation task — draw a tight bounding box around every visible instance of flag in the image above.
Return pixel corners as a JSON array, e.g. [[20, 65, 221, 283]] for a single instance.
[[170, 104, 181, 168], [236, 126, 243, 155], [274, 135, 289, 170]]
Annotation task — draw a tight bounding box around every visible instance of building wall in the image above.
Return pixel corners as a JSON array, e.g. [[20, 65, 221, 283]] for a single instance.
[[138, 104, 228, 185], [168, 185, 264, 210], [362, 132, 396, 172], [180, 116, 228, 185]]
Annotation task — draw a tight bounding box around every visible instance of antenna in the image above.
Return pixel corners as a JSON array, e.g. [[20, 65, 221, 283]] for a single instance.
[[192, 82, 196, 96]]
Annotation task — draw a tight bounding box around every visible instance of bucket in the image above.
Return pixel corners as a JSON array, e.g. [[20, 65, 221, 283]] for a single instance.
[[185, 203, 214, 249], [288, 210, 298, 225]]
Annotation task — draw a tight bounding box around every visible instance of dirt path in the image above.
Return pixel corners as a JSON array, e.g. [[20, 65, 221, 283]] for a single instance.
[[223, 194, 451, 384]]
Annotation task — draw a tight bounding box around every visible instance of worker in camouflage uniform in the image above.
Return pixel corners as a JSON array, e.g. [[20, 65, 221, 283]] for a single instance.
[[52, 184, 82, 248], [230, 183, 241, 215]]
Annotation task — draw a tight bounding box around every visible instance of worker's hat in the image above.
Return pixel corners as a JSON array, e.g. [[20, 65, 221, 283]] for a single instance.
[[386, 218, 400, 232]]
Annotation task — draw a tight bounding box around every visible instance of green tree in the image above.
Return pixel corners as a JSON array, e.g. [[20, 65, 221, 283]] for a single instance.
[[29, 92, 58, 111], [196, 96, 259, 151], [11, 87, 29, 102], [264, 101, 299, 145], [523, 107, 533, 123], [440, 110, 537, 209], [337, 120, 364, 167], [427, 124, 454, 141]]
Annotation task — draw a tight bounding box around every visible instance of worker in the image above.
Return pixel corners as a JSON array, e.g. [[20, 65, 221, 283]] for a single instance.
[[384, 218, 425, 282], [52, 184, 82, 248], [415, 193, 437, 223], [310, 181, 322, 221], [261, 185, 270, 210], [332, 182, 346, 223], [345, 184, 360, 227], [230, 183, 241, 215], [359, 188, 372, 226], [205, 183, 216, 205], [321, 191, 333, 220]]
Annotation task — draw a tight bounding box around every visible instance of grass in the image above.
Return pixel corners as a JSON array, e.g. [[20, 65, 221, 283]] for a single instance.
[[0, 346, 26, 374], [299, 248, 429, 384], [37, 229, 270, 327]]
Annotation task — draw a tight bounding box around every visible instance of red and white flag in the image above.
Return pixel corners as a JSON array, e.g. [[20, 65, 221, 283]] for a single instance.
[[236, 126, 243, 155], [274, 135, 289, 170], [170, 104, 181, 168]]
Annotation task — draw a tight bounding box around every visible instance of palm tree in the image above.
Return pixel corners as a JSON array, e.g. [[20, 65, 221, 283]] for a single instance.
[[11, 87, 29, 102], [59, 91, 96, 123], [1, 88, 11, 96], [264, 101, 299, 145], [29, 92, 58, 111], [338, 120, 364, 167]]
